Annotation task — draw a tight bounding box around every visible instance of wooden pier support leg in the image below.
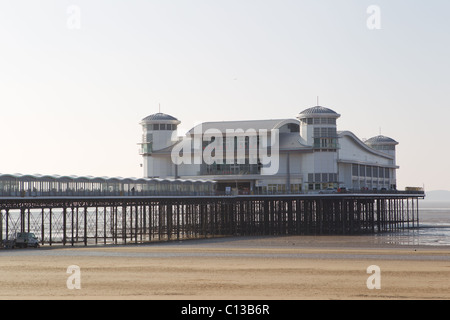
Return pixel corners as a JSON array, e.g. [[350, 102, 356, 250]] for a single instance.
[[0, 210, 3, 244], [371, 201, 375, 234], [71, 207, 75, 247], [114, 206, 118, 245], [376, 199, 381, 233], [133, 205, 137, 243], [84, 207, 88, 247], [349, 201, 354, 235], [406, 198, 410, 229], [416, 198, 420, 227], [165, 203, 170, 241], [143, 205, 147, 242], [263, 200, 269, 235], [5, 209, 10, 241], [63, 207, 67, 246], [41, 208, 44, 245], [95, 207, 98, 245], [177, 203, 180, 241], [150, 204, 153, 241], [49, 208, 52, 246], [76, 207, 79, 243], [288, 200, 293, 235], [27, 209, 31, 233], [5, 209, 9, 241], [104, 206, 107, 245], [158, 204, 162, 241], [342, 200, 348, 234], [20, 208, 25, 233], [318, 200, 323, 235], [129, 206, 133, 243], [122, 205, 127, 245], [138, 205, 142, 243]]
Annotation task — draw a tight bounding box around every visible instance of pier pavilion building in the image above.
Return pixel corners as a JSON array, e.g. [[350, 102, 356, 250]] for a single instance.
[[139, 106, 398, 194]]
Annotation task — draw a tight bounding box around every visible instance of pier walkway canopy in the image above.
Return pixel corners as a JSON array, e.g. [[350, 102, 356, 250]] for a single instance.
[[0, 173, 216, 197]]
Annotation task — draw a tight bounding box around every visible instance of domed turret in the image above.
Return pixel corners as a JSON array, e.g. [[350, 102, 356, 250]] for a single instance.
[[297, 106, 340, 149], [139, 112, 181, 178], [365, 135, 398, 157], [142, 113, 180, 122], [297, 106, 341, 118], [140, 113, 181, 154]]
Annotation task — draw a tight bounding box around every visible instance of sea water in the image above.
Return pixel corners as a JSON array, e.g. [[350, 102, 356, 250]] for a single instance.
[[375, 200, 450, 246]]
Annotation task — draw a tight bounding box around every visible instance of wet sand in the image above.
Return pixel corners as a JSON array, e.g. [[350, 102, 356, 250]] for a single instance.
[[1, 236, 450, 300]]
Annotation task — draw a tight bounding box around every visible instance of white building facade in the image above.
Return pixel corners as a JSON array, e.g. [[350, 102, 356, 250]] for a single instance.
[[139, 106, 399, 194]]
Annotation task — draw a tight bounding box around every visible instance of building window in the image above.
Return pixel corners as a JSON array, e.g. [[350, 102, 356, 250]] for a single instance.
[[359, 165, 366, 177], [287, 123, 300, 133], [141, 143, 152, 154], [314, 128, 320, 137], [352, 164, 359, 176], [143, 133, 153, 143], [373, 167, 378, 178]]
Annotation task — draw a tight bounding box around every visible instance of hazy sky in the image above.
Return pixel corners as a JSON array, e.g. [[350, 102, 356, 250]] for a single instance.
[[1, 0, 449, 191]]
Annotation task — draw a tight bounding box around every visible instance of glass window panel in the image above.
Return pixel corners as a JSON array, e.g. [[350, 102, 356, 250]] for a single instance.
[[352, 164, 359, 176], [360, 165, 366, 177]]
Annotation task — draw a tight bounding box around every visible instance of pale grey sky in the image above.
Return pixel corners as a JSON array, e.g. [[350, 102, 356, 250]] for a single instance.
[[0, 0, 449, 190]]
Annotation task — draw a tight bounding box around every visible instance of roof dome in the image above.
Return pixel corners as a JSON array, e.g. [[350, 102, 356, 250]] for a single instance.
[[142, 113, 179, 122], [365, 135, 398, 145], [298, 106, 340, 118]]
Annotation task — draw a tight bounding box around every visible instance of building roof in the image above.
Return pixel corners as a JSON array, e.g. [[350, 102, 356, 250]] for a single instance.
[[365, 135, 398, 145], [0, 173, 215, 184], [278, 133, 313, 151], [338, 131, 396, 160], [298, 106, 340, 118], [187, 119, 299, 135], [142, 113, 180, 122]]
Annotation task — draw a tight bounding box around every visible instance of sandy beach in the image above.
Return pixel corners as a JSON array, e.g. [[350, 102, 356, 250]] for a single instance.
[[1, 235, 450, 300]]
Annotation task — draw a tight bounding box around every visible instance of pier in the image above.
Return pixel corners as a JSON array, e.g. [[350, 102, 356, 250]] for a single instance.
[[0, 193, 424, 247]]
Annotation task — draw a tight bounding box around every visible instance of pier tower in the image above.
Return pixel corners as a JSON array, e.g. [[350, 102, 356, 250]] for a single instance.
[[139, 113, 180, 178]]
